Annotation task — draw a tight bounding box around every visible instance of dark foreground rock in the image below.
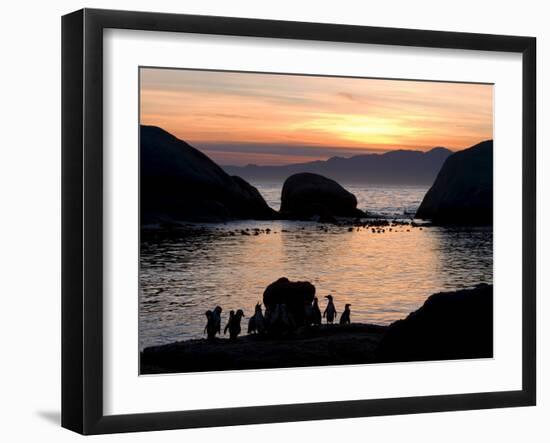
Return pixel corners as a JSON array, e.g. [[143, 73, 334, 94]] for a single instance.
[[140, 324, 386, 374], [263, 277, 315, 328], [141, 125, 277, 223], [280, 173, 366, 220], [375, 284, 493, 363], [415, 140, 493, 225]]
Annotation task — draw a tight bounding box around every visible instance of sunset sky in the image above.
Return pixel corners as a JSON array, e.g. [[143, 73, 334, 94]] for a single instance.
[[140, 68, 493, 166]]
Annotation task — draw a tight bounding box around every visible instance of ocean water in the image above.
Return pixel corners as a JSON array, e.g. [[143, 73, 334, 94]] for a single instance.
[[139, 183, 493, 350]]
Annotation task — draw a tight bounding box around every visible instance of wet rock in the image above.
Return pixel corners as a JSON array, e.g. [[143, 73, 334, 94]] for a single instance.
[[280, 173, 366, 220]]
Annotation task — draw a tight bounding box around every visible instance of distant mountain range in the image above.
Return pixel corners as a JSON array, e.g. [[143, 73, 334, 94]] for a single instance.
[[222, 147, 453, 185]]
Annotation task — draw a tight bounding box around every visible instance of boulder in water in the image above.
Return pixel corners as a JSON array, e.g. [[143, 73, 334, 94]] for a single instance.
[[280, 173, 366, 220]]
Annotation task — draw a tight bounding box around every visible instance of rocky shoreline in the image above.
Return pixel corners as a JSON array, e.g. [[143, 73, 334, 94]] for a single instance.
[[141, 323, 386, 374], [140, 284, 493, 374]]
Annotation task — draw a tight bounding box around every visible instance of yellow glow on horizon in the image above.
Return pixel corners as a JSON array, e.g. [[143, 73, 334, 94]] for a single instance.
[[288, 113, 421, 147]]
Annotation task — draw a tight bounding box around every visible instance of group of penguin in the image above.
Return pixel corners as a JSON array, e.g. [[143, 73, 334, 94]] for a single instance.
[[307, 294, 351, 326], [203, 306, 244, 341], [203, 294, 352, 342]]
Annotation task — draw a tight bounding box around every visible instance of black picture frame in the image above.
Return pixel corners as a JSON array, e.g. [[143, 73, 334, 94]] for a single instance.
[[62, 8, 536, 435]]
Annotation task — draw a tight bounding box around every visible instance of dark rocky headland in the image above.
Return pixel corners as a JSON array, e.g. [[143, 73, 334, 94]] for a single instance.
[[141, 284, 493, 374], [416, 140, 493, 225], [141, 125, 277, 224]]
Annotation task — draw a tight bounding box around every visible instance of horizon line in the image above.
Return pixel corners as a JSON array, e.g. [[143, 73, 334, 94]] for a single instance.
[[216, 145, 458, 168]]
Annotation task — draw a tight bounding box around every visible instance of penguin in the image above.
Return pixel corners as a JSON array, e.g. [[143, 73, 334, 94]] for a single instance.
[[212, 306, 223, 336], [339, 304, 351, 325], [228, 309, 245, 341], [248, 303, 266, 334], [224, 310, 235, 335], [204, 310, 216, 341], [323, 294, 337, 324], [311, 297, 322, 326], [247, 312, 256, 334], [255, 303, 266, 333]]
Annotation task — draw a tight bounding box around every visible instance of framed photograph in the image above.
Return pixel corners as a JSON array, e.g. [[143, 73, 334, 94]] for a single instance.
[[62, 8, 536, 435]]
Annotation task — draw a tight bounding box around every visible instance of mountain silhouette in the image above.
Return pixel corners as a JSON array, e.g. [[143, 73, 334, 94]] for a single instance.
[[222, 147, 452, 185]]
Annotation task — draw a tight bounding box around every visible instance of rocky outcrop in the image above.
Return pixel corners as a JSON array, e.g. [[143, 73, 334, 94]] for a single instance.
[[375, 284, 493, 363], [415, 140, 493, 225], [280, 173, 366, 220], [263, 277, 316, 328], [140, 125, 277, 224]]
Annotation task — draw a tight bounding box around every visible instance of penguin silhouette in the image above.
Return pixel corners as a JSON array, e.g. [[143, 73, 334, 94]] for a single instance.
[[323, 295, 337, 324], [228, 309, 245, 341], [339, 304, 351, 325], [224, 310, 235, 335], [248, 303, 266, 334], [312, 297, 322, 326], [212, 306, 223, 336], [204, 310, 216, 341]]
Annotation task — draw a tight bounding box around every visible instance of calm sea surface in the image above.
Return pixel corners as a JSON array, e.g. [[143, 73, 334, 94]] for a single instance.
[[139, 183, 493, 350]]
